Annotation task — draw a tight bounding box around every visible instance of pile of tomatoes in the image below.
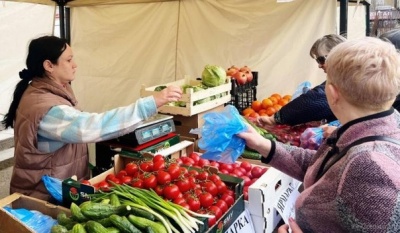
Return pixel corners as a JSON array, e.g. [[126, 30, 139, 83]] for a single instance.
[[92, 154, 247, 227]]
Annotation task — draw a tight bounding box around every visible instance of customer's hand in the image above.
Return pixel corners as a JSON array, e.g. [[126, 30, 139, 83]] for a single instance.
[[277, 218, 303, 233], [237, 123, 272, 157], [153, 85, 183, 107], [258, 114, 276, 127], [321, 125, 338, 138]]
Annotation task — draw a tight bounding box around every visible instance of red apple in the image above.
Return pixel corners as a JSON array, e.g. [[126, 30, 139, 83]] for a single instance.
[[233, 72, 247, 85], [244, 70, 253, 82], [226, 67, 239, 77], [240, 66, 251, 72]]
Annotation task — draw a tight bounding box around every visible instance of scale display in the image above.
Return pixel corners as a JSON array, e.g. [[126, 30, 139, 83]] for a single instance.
[[118, 114, 176, 146]]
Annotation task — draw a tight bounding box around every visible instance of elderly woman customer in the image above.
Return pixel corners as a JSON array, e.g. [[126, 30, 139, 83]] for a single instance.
[[238, 37, 400, 232]]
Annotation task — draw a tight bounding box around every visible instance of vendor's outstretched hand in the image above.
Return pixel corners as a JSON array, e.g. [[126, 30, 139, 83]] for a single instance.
[[258, 114, 276, 127], [277, 218, 303, 233], [153, 85, 183, 107]]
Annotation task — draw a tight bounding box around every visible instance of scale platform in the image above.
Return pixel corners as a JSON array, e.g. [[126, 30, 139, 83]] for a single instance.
[[117, 114, 176, 146]]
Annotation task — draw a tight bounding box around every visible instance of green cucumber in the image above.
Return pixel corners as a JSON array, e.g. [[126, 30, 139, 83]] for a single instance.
[[51, 224, 69, 233], [81, 203, 131, 220], [110, 193, 121, 207], [109, 214, 141, 233], [85, 220, 109, 233], [241, 147, 262, 160], [70, 202, 89, 222], [57, 212, 77, 230], [128, 215, 167, 233], [106, 227, 120, 233], [70, 223, 87, 233], [129, 206, 155, 221]]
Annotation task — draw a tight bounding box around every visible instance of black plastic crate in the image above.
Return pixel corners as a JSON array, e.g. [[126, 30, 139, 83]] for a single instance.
[[226, 71, 258, 113]]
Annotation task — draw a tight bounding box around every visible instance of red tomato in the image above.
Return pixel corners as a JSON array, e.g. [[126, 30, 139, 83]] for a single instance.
[[121, 176, 132, 184], [152, 154, 165, 164], [143, 174, 157, 189], [214, 180, 228, 195], [167, 164, 181, 180], [181, 157, 195, 166], [125, 163, 139, 177], [81, 180, 91, 186], [98, 181, 110, 192], [105, 174, 116, 182], [186, 196, 201, 212], [140, 161, 154, 172], [116, 170, 127, 179], [208, 205, 222, 219], [209, 161, 220, 169], [173, 197, 186, 206], [131, 179, 143, 189], [157, 170, 171, 185], [208, 215, 216, 227], [202, 181, 218, 197], [153, 160, 166, 171], [219, 163, 233, 173], [220, 194, 235, 207], [239, 161, 252, 172], [176, 178, 191, 193], [163, 184, 181, 200], [196, 170, 209, 181], [154, 185, 164, 196], [215, 199, 228, 214], [197, 158, 210, 167], [179, 167, 189, 177], [240, 175, 252, 186], [188, 152, 200, 165], [251, 166, 264, 179], [199, 192, 214, 208], [209, 174, 221, 184]]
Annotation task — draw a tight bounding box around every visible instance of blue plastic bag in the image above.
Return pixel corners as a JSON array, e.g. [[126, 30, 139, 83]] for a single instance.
[[3, 207, 57, 233], [292, 81, 312, 100], [42, 175, 62, 203], [198, 105, 247, 164]]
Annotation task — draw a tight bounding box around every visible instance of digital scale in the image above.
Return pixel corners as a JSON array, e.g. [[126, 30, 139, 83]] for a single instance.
[[117, 114, 176, 146]]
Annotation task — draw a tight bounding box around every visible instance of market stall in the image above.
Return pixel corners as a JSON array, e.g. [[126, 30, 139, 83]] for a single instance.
[[0, 1, 371, 233]]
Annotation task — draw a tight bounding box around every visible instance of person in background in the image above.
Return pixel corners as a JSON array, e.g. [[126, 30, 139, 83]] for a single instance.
[[259, 34, 346, 126], [238, 37, 400, 232], [2, 35, 183, 201]]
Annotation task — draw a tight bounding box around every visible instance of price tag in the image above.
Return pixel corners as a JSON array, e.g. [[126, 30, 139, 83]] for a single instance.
[[224, 209, 255, 233]]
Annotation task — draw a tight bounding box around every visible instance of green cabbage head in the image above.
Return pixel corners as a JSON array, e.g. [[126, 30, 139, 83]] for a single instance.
[[201, 65, 227, 87]]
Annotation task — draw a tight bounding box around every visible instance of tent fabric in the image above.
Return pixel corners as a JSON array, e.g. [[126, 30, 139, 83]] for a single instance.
[[69, 0, 338, 113], [0, 2, 55, 115]]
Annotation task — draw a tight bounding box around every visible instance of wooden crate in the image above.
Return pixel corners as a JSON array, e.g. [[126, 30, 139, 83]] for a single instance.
[[140, 75, 231, 116]]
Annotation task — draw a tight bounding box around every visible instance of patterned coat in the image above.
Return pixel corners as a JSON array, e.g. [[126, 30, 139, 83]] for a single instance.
[[265, 108, 400, 232]]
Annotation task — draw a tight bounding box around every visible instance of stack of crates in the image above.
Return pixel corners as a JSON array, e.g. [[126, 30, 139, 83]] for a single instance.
[[227, 71, 258, 113]]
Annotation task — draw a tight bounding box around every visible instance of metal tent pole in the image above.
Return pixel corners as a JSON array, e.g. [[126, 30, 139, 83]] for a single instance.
[[339, 0, 349, 37]]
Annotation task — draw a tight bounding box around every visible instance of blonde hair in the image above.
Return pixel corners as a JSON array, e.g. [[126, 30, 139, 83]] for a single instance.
[[326, 37, 400, 110]]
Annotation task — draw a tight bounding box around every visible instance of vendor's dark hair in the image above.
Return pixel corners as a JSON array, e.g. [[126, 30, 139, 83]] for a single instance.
[[379, 28, 400, 50], [2, 36, 68, 129]]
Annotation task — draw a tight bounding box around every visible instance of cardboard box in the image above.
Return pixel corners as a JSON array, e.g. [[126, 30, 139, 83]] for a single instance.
[[90, 154, 245, 233], [247, 167, 299, 233], [140, 76, 231, 116], [62, 178, 94, 207], [0, 193, 70, 233]]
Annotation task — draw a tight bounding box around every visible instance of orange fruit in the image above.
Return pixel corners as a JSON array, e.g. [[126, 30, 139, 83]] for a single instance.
[[269, 96, 278, 105], [265, 107, 276, 116], [278, 98, 289, 106], [258, 109, 267, 115], [271, 93, 282, 100], [261, 98, 273, 109], [249, 112, 260, 118], [242, 107, 255, 116], [251, 100, 262, 112], [273, 104, 282, 111], [283, 94, 292, 101]]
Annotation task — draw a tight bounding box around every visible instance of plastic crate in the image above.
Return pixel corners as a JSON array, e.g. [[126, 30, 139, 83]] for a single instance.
[[226, 71, 258, 113]]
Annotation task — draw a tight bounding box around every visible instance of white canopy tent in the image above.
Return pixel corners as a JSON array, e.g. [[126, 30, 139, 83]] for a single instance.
[[0, 0, 368, 114]]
